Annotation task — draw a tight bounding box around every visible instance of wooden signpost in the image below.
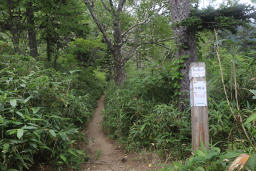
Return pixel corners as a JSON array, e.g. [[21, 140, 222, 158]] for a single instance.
[[189, 62, 209, 150]]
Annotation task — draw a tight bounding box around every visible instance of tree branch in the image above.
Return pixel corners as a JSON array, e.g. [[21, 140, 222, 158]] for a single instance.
[[121, 18, 151, 38], [127, 37, 174, 48], [121, 3, 164, 39], [84, 0, 113, 50], [100, 0, 111, 12], [123, 45, 142, 62], [153, 42, 172, 50]]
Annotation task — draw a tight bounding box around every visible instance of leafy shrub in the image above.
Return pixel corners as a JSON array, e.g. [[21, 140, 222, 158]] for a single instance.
[[161, 147, 256, 171], [59, 38, 106, 68], [103, 61, 189, 158], [205, 39, 256, 107], [128, 104, 190, 159], [127, 60, 182, 104], [208, 98, 234, 145], [103, 83, 151, 139], [0, 54, 103, 170]]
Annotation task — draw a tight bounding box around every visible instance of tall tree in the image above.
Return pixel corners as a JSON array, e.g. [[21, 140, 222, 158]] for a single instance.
[[39, 0, 89, 67], [0, 0, 38, 57], [169, 0, 198, 107], [84, 0, 128, 86], [1, 0, 24, 53], [26, 1, 38, 58], [84, 0, 163, 85]]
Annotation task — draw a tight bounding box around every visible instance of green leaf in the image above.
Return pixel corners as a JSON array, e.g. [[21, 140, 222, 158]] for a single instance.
[[196, 167, 205, 171], [20, 83, 26, 88], [22, 125, 37, 130], [39, 145, 51, 151], [7, 129, 17, 135], [7, 169, 19, 171], [2, 143, 9, 153], [249, 90, 256, 99], [245, 154, 256, 170], [250, 90, 256, 95], [17, 129, 24, 139], [16, 111, 25, 119], [0, 115, 4, 124], [245, 113, 256, 125], [49, 130, 57, 138], [32, 107, 41, 114], [220, 151, 240, 161], [68, 148, 78, 157], [10, 99, 17, 108], [23, 96, 32, 104], [60, 154, 67, 163], [59, 132, 67, 141], [0, 103, 4, 111]]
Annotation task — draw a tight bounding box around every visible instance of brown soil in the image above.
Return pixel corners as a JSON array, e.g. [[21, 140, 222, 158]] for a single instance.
[[82, 95, 163, 171]]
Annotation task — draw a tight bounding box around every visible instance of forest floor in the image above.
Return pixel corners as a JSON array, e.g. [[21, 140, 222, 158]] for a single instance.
[[81, 95, 165, 171]]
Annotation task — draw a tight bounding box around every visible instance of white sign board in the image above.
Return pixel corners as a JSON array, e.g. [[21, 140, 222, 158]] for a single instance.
[[190, 81, 207, 107], [189, 67, 205, 79]]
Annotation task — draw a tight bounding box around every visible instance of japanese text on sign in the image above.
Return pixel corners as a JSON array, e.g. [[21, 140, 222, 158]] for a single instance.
[[190, 81, 207, 107], [190, 67, 205, 79]]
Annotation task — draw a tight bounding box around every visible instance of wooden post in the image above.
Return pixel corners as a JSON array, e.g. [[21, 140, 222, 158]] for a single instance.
[[189, 62, 209, 150]]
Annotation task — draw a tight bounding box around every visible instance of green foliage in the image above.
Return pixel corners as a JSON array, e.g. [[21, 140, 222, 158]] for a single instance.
[[103, 60, 190, 158], [128, 61, 183, 103], [0, 54, 103, 170], [61, 38, 106, 68], [103, 84, 190, 159], [0, 33, 12, 54], [250, 90, 256, 100], [199, 31, 256, 107], [179, 4, 256, 33], [128, 104, 190, 158], [160, 147, 241, 171], [161, 146, 256, 171]]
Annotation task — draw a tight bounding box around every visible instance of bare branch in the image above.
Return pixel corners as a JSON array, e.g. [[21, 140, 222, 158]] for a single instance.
[[127, 37, 174, 48], [100, 0, 111, 12], [153, 42, 172, 50], [121, 17, 151, 38], [123, 45, 142, 62], [84, 0, 113, 50], [121, 2, 164, 39], [153, 37, 175, 43]]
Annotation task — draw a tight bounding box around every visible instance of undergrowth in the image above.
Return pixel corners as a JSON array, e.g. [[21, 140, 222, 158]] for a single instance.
[[160, 146, 256, 171], [0, 54, 103, 170], [103, 60, 192, 159], [103, 50, 256, 164]]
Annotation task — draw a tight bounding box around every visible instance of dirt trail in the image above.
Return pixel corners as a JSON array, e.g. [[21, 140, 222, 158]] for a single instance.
[[82, 95, 161, 171]]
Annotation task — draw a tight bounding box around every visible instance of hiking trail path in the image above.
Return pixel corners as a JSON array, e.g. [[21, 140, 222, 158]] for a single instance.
[[82, 95, 162, 171]]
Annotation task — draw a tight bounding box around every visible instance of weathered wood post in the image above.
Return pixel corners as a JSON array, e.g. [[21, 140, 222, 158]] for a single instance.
[[189, 62, 209, 150]]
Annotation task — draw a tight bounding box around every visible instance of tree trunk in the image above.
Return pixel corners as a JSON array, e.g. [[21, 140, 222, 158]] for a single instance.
[[53, 54, 58, 69], [46, 34, 51, 62], [11, 31, 20, 53], [8, 1, 20, 53], [112, 14, 127, 86], [169, 0, 198, 108], [26, 2, 38, 58], [113, 48, 126, 86]]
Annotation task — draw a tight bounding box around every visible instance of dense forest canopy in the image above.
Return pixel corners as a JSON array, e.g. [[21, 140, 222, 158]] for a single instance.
[[0, 0, 256, 170]]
